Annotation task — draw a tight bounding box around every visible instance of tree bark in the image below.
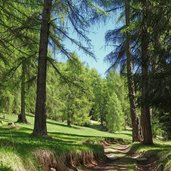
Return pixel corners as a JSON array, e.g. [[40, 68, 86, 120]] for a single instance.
[[33, 0, 52, 137], [141, 0, 153, 145], [67, 112, 71, 127], [125, 0, 140, 142], [100, 114, 104, 127], [17, 62, 28, 123]]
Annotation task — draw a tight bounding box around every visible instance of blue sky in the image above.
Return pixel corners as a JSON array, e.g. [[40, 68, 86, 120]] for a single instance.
[[56, 14, 122, 77], [80, 21, 115, 76]]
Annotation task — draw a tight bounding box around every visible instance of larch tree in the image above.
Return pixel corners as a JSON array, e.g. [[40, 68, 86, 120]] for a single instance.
[[17, 61, 28, 123], [33, 0, 104, 136], [0, 0, 40, 123], [125, 0, 140, 142], [104, 0, 140, 142], [140, 0, 153, 145], [33, 0, 52, 136]]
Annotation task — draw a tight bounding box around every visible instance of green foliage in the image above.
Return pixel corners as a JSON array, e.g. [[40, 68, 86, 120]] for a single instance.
[[0, 90, 14, 114], [60, 54, 93, 125], [86, 69, 129, 131], [0, 162, 12, 171], [150, 108, 165, 138], [46, 65, 63, 120], [106, 92, 124, 132], [0, 0, 131, 134], [0, 51, 130, 129], [152, 116, 164, 138], [104, 72, 129, 131]]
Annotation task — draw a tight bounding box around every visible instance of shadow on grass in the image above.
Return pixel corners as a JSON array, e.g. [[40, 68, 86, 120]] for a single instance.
[[88, 124, 108, 131], [0, 126, 102, 159], [114, 132, 132, 136], [49, 131, 129, 143], [47, 120, 80, 129], [50, 131, 97, 138], [129, 142, 171, 155]]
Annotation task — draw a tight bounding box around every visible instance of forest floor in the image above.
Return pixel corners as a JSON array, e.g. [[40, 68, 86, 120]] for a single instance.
[[80, 143, 136, 171], [1, 114, 171, 171], [80, 141, 171, 171]]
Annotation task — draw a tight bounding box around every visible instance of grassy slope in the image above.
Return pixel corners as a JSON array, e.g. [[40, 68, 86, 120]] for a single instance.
[[0, 114, 131, 170], [2, 114, 171, 170]]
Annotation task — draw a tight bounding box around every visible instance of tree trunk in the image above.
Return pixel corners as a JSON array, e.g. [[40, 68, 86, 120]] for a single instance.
[[141, 0, 153, 145], [17, 62, 28, 123], [125, 0, 140, 142], [67, 112, 71, 127], [33, 0, 52, 137], [100, 114, 104, 127], [100, 107, 105, 127]]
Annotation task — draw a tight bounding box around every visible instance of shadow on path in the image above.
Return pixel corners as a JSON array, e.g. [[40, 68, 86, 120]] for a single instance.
[[80, 144, 136, 171], [80, 143, 160, 171]]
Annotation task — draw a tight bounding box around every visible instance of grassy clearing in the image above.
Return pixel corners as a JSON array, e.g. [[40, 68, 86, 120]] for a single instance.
[[0, 114, 131, 170], [3, 114, 171, 170]]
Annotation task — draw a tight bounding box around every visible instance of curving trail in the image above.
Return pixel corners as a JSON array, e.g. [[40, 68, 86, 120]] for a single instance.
[[80, 142, 160, 171], [80, 144, 137, 171]]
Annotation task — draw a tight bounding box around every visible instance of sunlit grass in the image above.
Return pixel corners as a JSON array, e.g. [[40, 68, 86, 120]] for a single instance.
[[0, 113, 131, 170], [1, 113, 132, 140]]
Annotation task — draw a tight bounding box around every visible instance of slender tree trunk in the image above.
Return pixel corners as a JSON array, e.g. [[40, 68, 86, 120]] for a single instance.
[[100, 113, 104, 127], [33, 0, 52, 136], [141, 0, 153, 145], [100, 105, 104, 127], [17, 62, 28, 123], [67, 112, 71, 127], [125, 0, 140, 142]]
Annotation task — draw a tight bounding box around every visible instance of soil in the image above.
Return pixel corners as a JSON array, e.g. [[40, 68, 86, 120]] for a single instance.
[[79, 144, 135, 171], [79, 143, 158, 171]]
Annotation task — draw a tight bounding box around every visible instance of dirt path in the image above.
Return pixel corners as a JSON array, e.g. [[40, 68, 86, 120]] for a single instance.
[[80, 144, 137, 171]]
